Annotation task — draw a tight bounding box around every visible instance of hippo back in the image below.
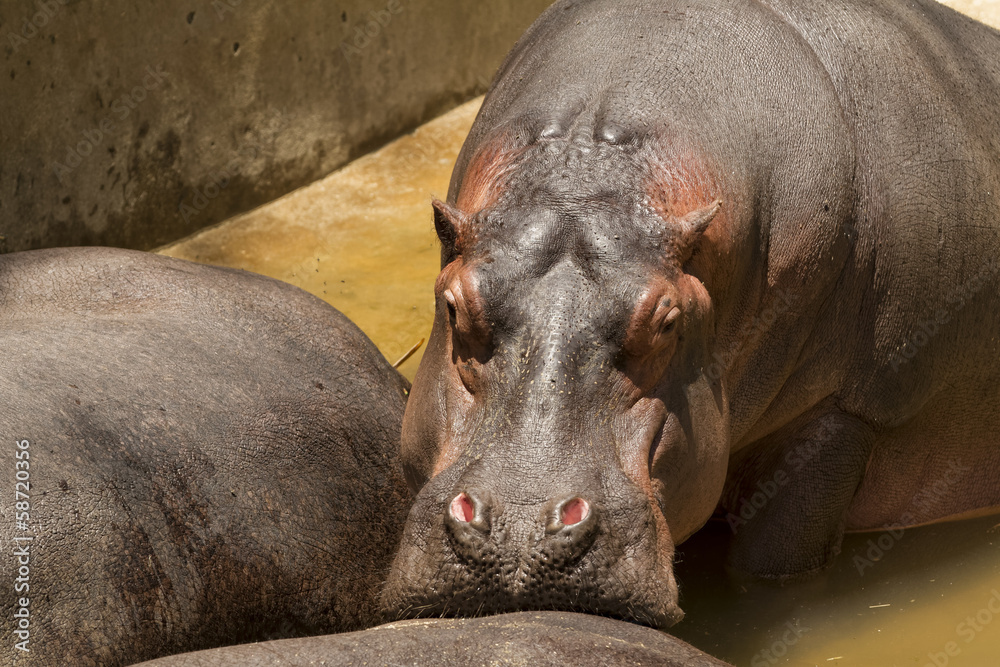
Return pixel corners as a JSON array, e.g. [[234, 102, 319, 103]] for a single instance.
[[129, 611, 732, 666], [0, 247, 411, 666]]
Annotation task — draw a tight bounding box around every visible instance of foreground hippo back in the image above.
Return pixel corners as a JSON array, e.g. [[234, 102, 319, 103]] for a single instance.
[[0, 248, 411, 666], [130, 612, 731, 666], [384, 0, 1000, 627]]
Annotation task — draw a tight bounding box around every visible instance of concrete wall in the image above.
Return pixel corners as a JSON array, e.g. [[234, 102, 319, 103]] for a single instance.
[[0, 0, 551, 253]]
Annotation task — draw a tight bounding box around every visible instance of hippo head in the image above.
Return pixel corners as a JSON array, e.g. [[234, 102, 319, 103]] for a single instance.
[[381, 131, 730, 629]]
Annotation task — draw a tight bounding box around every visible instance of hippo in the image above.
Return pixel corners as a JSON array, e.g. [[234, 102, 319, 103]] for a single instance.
[[381, 0, 1000, 630], [0, 248, 411, 666], [128, 611, 731, 666]]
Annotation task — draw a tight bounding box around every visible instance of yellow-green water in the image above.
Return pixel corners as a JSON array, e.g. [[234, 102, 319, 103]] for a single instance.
[[672, 516, 1000, 666], [158, 3, 1000, 663]]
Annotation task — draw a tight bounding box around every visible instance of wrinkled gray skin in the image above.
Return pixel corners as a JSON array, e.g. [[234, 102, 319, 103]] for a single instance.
[[130, 611, 731, 666], [0, 248, 411, 667], [383, 0, 1000, 629]]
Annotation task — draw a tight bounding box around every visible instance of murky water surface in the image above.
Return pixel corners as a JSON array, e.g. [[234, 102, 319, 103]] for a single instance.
[[672, 516, 1000, 666], [159, 2, 1000, 663]]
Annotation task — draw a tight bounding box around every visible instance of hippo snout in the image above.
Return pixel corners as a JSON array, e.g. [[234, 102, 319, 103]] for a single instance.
[[445, 489, 599, 572], [380, 465, 684, 630]]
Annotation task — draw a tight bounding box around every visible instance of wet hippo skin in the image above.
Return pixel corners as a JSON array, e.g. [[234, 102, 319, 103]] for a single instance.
[[382, 0, 1000, 630], [0, 247, 411, 666], [128, 611, 732, 666]]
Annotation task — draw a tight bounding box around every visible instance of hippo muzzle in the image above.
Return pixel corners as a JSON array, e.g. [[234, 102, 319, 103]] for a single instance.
[[382, 426, 684, 628]]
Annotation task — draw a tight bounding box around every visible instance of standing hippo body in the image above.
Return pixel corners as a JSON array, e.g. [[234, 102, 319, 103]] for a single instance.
[[382, 0, 1000, 628], [0, 248, 411, 666]]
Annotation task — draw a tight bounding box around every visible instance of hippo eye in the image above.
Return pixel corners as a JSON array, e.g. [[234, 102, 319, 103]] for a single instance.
[[623, 292, 683, 361], [652, 297, 681, 336], [444, 289, 458, 326], [658, 305, 681, 335], [441, 279, 492, 372]]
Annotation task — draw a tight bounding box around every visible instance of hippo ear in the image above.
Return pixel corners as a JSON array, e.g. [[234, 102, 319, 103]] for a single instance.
[[676, 199, 722, 261], [432, 199, 470, 262]]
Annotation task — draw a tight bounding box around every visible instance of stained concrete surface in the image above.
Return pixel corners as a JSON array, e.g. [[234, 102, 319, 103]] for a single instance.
[[0, 0, 551, 253], [4, 1, 997, 256]]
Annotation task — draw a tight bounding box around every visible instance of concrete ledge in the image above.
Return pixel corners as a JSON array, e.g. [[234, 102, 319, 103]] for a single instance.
[[0, 0, 551, 253]]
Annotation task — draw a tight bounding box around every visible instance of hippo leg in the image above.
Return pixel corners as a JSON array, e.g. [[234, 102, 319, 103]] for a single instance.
[[724, 408, 875, 579]]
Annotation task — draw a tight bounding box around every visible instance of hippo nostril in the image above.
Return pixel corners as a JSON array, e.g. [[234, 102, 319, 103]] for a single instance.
[[561, 497, 589, 526], [446, 491, 490, 545], [546, 496, 594, 534], [450, 492, 474, 523]]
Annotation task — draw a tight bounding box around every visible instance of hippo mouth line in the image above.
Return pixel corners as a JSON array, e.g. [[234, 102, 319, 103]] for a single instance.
[[384, 589, 682, 631], [380, 547, 685, 631]]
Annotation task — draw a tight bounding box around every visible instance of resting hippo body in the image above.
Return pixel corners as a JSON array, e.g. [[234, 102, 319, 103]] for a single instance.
[[129, 611, 731, 666], [0, 248, 411, 666], [382, 0, 1000, 629]]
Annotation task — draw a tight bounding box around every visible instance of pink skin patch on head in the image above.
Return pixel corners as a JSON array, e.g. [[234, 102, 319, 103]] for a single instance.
[[561, 498, 590, 526], [642, 139, 735, 301], [451, 493, 474, 523], [456, 132, 527, 215], [643, 142, 721, 221], [641, 139, 730, 263]]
